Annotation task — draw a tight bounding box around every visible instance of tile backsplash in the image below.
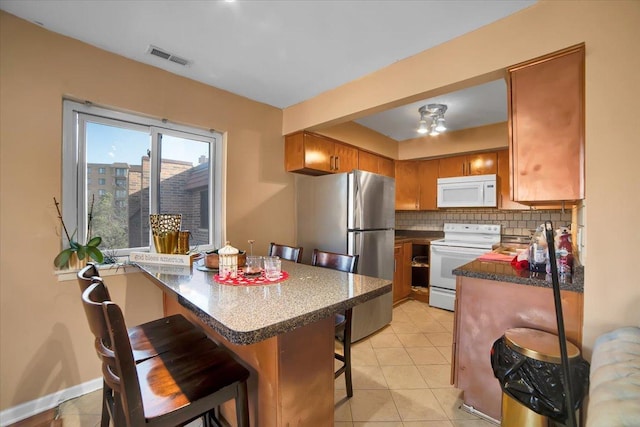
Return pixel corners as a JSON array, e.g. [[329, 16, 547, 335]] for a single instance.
[[395, 208, 573, 237]]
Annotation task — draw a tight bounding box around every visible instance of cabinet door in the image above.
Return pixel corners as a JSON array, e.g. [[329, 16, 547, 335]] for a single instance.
[[468, 152, 497, 175], [393, 245, 404, 303], [358, 150, 379, 174], [497, 149, 530, 210], [418, 159, 439, 210], [334, 142, 359, 173], [508, 45, 585, 202], [378, 157, 395, 178], [402, 242, 413, 299], [395, 161, 420, 210], [438, 155, 466, 178], [303, 133, 333, 173]]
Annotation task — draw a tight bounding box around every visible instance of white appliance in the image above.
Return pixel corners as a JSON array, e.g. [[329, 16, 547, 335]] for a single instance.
[[429, 223, 501, 311], [296, 170, 395, 342], [437, 174, 497, 208]]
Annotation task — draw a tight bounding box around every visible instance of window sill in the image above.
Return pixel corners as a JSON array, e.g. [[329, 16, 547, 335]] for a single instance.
[[55, 263, 141, 282]]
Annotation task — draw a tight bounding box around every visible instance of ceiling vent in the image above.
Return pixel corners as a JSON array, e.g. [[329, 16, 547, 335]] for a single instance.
[[147, 45, 191, 66]]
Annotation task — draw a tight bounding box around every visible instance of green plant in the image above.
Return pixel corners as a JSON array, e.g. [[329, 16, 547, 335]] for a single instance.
[[53, 196, 104, 268]]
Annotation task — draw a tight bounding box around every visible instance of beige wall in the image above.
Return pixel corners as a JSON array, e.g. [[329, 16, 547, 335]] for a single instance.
[[399, 122, 508, 160], [0, 12, 293, 410], [284, 0, 640, 358]]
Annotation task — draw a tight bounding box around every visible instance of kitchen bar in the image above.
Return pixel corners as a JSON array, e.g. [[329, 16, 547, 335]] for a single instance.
[[135, 260, 392, 426]]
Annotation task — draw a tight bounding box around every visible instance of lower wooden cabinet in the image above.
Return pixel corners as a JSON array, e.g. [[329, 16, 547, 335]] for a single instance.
[[393, 242, 413, 304]]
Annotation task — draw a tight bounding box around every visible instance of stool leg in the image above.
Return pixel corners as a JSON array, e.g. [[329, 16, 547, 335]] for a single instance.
[[100, 382, 110, 427], [236, 381, 249, 427]]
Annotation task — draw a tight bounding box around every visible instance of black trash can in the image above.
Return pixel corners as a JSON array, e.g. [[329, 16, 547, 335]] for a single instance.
[[491, 328, 590, 427]]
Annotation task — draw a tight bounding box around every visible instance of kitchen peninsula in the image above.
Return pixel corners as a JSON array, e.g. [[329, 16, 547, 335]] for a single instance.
[[136, 260, 392, 427], [451, 259, 584, 421]]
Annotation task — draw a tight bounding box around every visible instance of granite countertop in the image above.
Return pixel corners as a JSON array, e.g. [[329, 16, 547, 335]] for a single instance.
[[395, 230, 444, 244], [453, 259, 584, 293], [136, 260, 391, 345]]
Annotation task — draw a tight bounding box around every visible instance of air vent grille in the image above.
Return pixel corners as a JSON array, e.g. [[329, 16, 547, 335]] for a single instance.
[[147, 45, 191, 66]]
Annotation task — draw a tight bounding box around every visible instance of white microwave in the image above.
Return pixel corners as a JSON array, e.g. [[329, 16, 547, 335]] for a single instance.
[[437, 174, 497, 208]]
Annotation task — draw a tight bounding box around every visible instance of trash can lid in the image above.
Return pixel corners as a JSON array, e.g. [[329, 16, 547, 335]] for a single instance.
[[504, 328, 581, 363]]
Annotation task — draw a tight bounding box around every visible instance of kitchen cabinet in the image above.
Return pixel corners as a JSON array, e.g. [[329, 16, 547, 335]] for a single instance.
[[418, 159, 439, 210], [453, 275, 583, 420], [438, 152, 497, 178], [497, 149, 530, 210], [285, 131, 358, 175], [395, 159, 439, 211], [395, 161, 420, 210], [358, 150, 395, 178], [507, 44, 585, 202], [393, 242, 412, 303]]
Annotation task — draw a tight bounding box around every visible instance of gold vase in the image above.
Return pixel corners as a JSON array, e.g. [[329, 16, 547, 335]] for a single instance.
[[149, 214, 182, 254]]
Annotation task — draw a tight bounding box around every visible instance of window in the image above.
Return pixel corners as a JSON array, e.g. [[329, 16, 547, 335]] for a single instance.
[[62, 100, 223, 255], [98, 178, 106, 185]]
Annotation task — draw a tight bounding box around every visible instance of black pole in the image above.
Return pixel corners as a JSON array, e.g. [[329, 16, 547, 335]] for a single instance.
[[544, 220, 577, 427]]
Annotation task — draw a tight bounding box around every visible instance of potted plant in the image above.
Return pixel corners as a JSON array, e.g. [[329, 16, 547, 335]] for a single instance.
[[53, 196, 104, 269]]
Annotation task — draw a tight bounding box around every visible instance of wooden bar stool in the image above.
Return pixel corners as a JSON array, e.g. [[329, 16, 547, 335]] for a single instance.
[[268, 242, 303, 263], [311, 249, 359, 398], [77, 265, 209, 426], [82, 280, 250, 427], [77, 265, 208, 362]]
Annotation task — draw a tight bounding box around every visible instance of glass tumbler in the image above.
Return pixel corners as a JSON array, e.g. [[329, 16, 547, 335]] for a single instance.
[[245, 255, 263, 276], [263, 256, 281, 281]]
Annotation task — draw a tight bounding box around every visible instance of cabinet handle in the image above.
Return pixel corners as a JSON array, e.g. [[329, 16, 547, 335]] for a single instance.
[[468, 162, 471, 175], [336, 156, 340, 171], [462, 163, 465, 175], [394, 259, 397, 273], [330, 156, 335, 170]]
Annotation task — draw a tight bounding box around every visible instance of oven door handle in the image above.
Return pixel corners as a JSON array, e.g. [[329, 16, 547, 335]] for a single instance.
[[431, 246, 489, 256]]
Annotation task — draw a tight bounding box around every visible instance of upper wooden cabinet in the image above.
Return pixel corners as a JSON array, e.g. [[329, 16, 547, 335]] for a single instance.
[[438, 153, 497, 178], [395, 161, 420, 210], [395, 159, 438, 210], [418, 159, 439, 211], [508, 44, 585, 202], [497, 149, 530, 210], [285, 131, 358, 175], [358, 150, 395, 178]]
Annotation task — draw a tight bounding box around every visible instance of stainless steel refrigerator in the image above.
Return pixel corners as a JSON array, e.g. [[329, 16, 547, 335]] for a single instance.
[[296, 170, 395, 342]]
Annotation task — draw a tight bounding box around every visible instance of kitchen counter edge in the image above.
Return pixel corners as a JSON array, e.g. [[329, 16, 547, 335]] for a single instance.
[[453, 260, 584, 293]]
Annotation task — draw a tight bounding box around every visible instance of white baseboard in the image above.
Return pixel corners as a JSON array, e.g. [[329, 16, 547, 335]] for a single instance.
[[0, 378, 102, 426]]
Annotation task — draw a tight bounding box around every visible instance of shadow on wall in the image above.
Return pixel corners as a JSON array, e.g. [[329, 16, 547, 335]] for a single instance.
[[11, 323, 81, 408]]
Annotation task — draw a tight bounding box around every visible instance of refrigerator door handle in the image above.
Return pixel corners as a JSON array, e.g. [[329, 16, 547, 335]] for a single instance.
[[356, 171, 364, 229]]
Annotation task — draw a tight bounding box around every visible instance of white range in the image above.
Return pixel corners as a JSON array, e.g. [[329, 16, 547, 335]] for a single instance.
[[429, 223, 501, 311]]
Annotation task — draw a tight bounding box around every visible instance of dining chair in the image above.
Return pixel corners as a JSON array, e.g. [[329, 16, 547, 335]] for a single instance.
[[311, 249, 359, 398], [82, 280, 250, 427], [268, 242, 303, 263], [77, 265, 209, 427]]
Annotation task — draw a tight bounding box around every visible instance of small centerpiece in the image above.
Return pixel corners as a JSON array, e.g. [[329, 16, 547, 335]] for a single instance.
[[53, 196, 104, 269]]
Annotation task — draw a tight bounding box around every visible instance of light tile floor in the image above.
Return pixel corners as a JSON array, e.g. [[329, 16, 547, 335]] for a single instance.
[[58, 299, 496, 426]]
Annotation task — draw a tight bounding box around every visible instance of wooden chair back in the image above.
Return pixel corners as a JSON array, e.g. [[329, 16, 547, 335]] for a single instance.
[[82, 281, 145, 425], [77, 264, 110, 295], [311, 249, 358, 273], [269, 242, 303, 263]]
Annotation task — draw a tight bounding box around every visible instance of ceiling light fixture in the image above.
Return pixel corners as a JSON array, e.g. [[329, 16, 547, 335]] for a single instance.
[[417, 104, 448, 136]]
